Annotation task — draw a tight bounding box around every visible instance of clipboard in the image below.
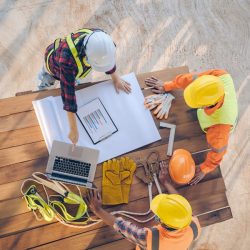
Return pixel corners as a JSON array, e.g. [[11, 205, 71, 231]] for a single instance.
[[76, 98, 118, 144]]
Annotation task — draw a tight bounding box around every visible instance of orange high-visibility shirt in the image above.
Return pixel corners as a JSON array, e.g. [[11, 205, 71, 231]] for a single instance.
[[164, 69, 231, 174], [141, 217, 201, 250]]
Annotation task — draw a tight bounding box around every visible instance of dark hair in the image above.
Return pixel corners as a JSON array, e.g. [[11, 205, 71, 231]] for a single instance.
[[161, 222, 177, 232]]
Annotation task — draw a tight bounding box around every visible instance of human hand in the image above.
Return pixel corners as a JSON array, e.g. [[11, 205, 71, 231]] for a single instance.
[[189, 166, 206, 185], [68, 127, 79, 145], [86, 189, 103, 214], [112, 74, 131, 94], [158, 161, 171, 185], [145, 76, 165, 94]]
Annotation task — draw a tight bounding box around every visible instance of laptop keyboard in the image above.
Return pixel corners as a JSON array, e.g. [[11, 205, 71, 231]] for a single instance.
[[53, 156, 91, 177]]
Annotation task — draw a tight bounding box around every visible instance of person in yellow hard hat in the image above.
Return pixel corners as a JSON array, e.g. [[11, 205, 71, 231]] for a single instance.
[[87, 161, 201, 250], [145, 69, 238, 185]]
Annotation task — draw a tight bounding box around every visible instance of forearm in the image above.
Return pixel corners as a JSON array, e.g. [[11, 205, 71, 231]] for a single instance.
[[200, 150, 226, 174], [198, 69, 227, 77], [164, 73, 194, 91], [163, 182, 179, 194], [200, 124, 231, 174], [164, 69, 228, 92], [113, 217, 147, 248], [94, 208, 116, 227], [67, 111, 78, 130], [110, 71, 119, 82]]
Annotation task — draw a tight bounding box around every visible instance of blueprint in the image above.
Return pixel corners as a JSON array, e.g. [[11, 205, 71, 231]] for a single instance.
[[33, 73, 161, 163]]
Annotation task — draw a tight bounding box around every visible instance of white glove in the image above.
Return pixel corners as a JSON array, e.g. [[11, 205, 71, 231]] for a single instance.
[[144, 94, 167, 110], [144, 93, 175, 119]]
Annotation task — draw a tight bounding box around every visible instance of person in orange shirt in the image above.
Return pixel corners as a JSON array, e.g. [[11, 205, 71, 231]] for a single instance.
[[145, 69, 238, 185], [86, 161, 201, 250]]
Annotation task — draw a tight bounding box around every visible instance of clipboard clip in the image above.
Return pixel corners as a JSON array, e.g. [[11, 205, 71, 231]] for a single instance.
[[98, 133, 113, 142]]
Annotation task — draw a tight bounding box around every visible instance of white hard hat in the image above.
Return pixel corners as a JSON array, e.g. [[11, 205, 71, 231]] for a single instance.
[[84, 31, 116, 72]]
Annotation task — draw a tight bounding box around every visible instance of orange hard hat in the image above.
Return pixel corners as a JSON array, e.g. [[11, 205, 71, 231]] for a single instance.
[[169, 149, 195, 185]]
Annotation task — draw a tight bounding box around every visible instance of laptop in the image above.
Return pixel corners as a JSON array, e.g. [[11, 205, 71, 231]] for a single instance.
[[46, 140, 100, 188]]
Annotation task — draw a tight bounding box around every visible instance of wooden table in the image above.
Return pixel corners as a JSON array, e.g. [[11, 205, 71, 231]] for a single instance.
[[0, 66, 232, 250]]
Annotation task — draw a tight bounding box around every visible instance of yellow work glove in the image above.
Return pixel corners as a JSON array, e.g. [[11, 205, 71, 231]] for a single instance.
[[102, 159, 123, 205], [119, 157, 136, 203]]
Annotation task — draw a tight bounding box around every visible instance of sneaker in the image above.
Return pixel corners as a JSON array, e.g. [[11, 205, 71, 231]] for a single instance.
[[75, 79, 81, 85], [37, 66, 56, 90]]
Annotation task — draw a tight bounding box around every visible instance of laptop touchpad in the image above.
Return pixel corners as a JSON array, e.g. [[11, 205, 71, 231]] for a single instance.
[[68, 146, 83, 158]]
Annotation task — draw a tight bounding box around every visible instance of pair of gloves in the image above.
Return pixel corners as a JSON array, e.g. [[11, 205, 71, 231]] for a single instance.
[[144, 93, 175, 119], [102, 157, 136, 205]]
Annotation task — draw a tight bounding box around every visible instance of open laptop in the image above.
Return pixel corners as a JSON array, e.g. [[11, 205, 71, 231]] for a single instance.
[[46, 140, 100, 188]]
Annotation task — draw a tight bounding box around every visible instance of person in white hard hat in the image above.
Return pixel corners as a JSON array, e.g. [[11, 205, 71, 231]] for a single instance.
[[38, 28, 131, 145]]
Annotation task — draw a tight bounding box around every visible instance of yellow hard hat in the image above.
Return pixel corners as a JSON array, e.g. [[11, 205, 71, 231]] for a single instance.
[[150, 194, 192, 229], [184, 75, 224, 108]]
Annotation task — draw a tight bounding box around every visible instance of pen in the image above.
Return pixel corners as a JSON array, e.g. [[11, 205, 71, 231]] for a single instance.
[[142, 86, 154, 90]]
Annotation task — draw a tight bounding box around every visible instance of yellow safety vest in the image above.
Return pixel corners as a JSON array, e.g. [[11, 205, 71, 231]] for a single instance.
[[46, 28, 93, 79], [197, 74, 238, 133]]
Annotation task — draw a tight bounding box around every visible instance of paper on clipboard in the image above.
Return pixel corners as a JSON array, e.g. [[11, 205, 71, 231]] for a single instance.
[[76, 98, 118, 144]]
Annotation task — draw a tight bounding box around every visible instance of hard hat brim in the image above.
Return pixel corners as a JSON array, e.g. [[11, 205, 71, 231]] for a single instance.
[[89, 57, 116, 72]]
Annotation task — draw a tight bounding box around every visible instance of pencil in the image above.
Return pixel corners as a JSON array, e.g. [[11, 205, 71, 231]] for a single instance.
[[142, 86, 154, 90]]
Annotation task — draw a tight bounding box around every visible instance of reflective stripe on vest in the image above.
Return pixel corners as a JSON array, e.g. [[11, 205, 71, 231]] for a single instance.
[[151, 228, 160, 250], [208, 143, 227, 153], [197, 74, 238, 133], [189, 221, 198, 240], [45, 29, 92, 79], [66, 28, 92, 79], [46, 38, 61, 75]]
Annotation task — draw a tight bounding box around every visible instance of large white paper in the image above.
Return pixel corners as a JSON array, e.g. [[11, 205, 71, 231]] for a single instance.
[[33, 73, 161, 163]]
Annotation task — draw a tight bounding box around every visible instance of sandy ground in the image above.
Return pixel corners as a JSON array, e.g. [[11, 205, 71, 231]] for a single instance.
[[0, 0, 250, 249]]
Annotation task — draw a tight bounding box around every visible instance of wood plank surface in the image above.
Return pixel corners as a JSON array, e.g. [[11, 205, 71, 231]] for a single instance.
[[1, 192, 228, 250], [0, 150, 219, 203], [197, 207, 233, 227], [0, 211, 56, 237], [0, 111, 38, 133], [0, 67, 189, 117], [0, 147, 212, 192], [0, 141, 48, 168], [0, 117, 203, 155], [0, 224, 121, 250], [0, 89, 60, 117], [0, 176, 226, 235], [0, 126, 43, 150], [88, 239, 135, 250], [0, 158, 47, 185], [0, 67, 232, 250], [0, 98, 197, 135], [0, 133, 207, 173]]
